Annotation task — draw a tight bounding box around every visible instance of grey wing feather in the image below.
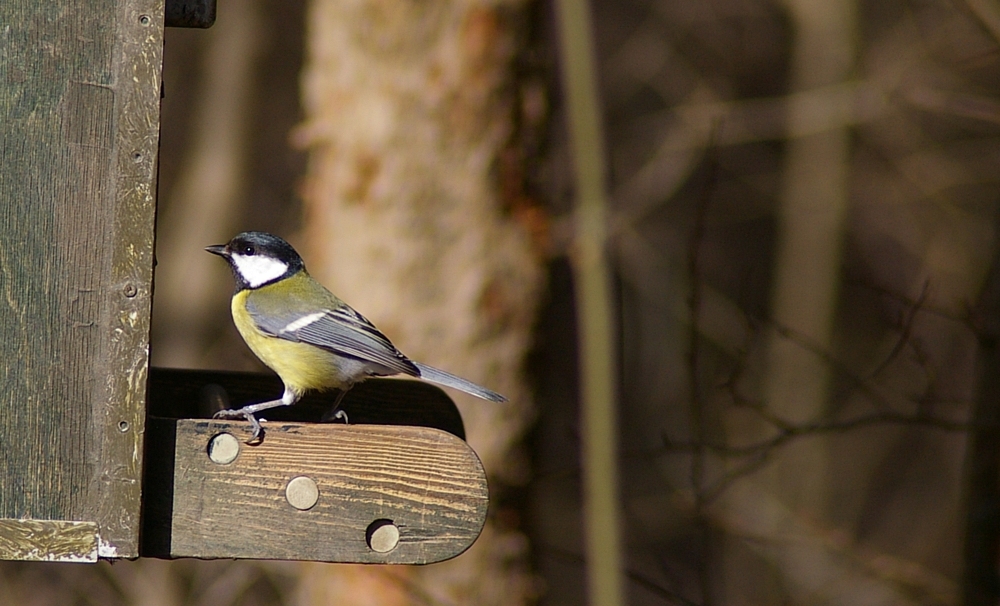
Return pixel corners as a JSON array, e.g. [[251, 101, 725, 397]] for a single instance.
[[413, 362, 508, 402], [248, 302, 419, 377], [247, 298, 506, 402]]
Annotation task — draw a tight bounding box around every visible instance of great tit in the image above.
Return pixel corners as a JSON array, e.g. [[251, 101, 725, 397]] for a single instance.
[[206, 231, 507, 441]]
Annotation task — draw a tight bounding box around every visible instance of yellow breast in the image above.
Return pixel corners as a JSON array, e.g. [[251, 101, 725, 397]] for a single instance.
[[231, 290, 350, 395]]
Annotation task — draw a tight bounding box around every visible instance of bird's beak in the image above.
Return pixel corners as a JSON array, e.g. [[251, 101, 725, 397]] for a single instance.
[[205, 244, 229, 257]]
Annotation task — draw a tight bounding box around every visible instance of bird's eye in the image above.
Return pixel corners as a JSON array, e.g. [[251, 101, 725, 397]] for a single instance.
[[243, 245, 255, 256]]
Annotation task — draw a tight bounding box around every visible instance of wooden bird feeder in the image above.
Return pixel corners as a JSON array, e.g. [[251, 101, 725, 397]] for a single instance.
[[0, 0, 488, 564]]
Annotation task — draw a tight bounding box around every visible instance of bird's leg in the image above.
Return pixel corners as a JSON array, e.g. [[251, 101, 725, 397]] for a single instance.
[[320, 388, 351, 424], [214, 387, 300, 443]]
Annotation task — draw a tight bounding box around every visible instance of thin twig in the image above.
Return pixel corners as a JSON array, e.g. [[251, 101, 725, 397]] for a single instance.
[[763, 315, 902, 413], [862, 279, 930, 382], [658, 411, 971, 459]]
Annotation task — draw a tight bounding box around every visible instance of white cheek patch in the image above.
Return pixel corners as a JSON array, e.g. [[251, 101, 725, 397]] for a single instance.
[[230, 254, 289, 287]]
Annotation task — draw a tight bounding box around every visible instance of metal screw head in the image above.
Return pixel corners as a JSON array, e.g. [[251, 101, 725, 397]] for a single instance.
[[366, 519, 399, 553], [138, 14, 151, 25], [207, 432, 240, 465], [123, 283, 138, 298], [285, 476, 319, 510]]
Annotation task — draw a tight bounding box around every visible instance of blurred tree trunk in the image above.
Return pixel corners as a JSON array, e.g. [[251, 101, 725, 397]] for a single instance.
[[293, 0, 543, 604], [724, 0, 856, 602], [763, 0, 855, 513]]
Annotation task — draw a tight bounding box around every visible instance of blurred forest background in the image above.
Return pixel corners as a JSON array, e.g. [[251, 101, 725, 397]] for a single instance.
[[4, 0, 1000, 604]]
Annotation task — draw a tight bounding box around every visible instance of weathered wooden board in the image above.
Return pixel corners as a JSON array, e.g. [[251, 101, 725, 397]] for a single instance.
[[142, 419, 489, 563], [0, 520, 99, 563], [148, 368, 467, 439], [0, 0, 163, 558]]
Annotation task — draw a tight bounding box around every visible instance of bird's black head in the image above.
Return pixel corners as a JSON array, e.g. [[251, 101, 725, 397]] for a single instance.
[[206, 231, 306, 290]]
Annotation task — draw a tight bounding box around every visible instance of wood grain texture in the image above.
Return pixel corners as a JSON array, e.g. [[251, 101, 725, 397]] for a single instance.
[[144, 419, 488, 563], [148, 368, 467, 439], [0, 519, 98, 563], [97, 0, 164, 559], [0, 0, 162, 558]]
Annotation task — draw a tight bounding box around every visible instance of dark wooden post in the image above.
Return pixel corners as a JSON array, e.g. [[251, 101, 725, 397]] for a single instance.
[[0, 0, 164, 560]]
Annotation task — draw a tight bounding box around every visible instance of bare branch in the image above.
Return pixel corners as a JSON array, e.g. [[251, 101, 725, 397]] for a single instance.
[[862, 279, 930, 382]]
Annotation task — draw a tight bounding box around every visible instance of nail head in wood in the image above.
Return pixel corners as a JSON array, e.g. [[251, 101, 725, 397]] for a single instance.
[[207, 432, 240, 465], [285, 476, 319, 510], [366, 519, 399, 553]]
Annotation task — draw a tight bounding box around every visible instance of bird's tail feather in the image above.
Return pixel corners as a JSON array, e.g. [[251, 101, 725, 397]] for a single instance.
[[413, 362, 507, 402]]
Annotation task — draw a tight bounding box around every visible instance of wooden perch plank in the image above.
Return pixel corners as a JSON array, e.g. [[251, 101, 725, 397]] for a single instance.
[[145, 419, 488, 563]]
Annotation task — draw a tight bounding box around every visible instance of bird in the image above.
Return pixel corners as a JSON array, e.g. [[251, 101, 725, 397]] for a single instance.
[[206, 231, 507, 441]]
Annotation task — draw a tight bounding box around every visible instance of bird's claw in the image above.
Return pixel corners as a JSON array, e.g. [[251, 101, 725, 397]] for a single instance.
[[213, 408, 265, 444], [320, 408, 350, 424], [212, 408, 243, 420]]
